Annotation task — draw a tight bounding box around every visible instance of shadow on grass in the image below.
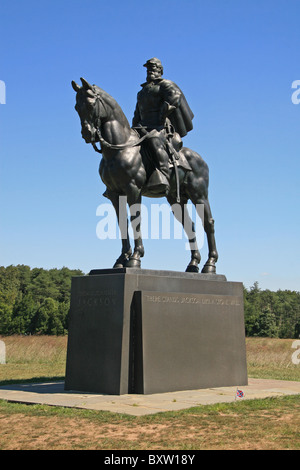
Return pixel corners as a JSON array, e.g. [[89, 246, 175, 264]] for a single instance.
[[0, 376, 65, 386]]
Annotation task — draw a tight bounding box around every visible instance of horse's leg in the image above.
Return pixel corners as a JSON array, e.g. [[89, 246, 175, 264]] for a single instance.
[[126, 191, 144, 268], [195, 197, 218, 273], [168, 196, 201, 273], [108, 192, 132, 268]]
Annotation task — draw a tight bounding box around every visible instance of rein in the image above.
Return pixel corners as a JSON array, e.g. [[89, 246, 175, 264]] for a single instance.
[[92, 128, 155, 154], [90, 94, 181, 202], [90, 93, 155, 154]]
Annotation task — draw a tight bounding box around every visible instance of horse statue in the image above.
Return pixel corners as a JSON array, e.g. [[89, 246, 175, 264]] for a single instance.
[[71, 77, 218, 274]]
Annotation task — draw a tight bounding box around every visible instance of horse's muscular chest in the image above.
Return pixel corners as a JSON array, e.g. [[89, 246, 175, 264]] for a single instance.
[[99, 147, 146, 192]]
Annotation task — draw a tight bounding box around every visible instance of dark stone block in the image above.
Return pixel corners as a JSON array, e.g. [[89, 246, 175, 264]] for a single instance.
[[65, 269, 247, 394], [131, 290, 247, 394]]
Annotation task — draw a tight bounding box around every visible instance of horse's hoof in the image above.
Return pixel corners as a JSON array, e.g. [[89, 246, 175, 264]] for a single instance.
[[113, 258, 126, 268], [201, 264, 216, 274], [113, 252, 132, 269], [185, 264, 199, 273], [113, 263, 124, 269], [126, 257, 141, 268]]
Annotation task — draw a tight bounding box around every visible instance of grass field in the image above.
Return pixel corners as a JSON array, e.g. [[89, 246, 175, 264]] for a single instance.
[[0, 335, 299, 450]]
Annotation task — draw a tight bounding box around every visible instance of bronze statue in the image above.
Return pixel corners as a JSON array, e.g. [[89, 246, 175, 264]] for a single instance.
[[72, 59, 218, 273], [132, 58, 194, 195]]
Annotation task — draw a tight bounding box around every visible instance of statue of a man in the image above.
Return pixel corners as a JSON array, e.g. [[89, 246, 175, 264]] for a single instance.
[[132, 58, 194, 195]]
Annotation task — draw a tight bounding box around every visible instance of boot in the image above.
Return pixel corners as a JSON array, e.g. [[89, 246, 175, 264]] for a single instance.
[[146, 168, 169, 195]]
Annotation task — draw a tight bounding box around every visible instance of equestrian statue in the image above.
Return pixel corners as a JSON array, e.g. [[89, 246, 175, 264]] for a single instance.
[[72, 58, 218, 274]]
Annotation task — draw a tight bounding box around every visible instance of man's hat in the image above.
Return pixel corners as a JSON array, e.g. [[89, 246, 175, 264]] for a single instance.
[[143, 58, 163, 69]]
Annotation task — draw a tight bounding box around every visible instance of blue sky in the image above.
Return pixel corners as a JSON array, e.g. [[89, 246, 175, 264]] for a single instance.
[[0, 0, 299, 291]]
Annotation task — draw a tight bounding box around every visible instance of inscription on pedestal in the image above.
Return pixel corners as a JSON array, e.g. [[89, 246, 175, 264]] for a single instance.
[[144, 293, 241, 306], [77, 289, 117, 308], [132, 290, 247, 394]]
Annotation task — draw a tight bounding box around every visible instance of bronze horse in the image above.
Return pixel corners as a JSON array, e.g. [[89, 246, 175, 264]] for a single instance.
[[72, 77, 218, 273]]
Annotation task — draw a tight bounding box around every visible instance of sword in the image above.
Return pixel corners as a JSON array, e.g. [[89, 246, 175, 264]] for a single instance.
[[166, 141, 180, 203]]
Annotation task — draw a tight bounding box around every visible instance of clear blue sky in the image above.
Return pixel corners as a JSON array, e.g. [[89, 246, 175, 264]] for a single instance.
[[0, 0, 299, 291]]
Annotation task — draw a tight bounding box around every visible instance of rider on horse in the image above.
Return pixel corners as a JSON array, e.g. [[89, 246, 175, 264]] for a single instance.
[[132, 58, 194, 195]]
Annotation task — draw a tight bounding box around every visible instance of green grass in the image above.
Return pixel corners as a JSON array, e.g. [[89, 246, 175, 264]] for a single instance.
[[0, 394, 299, 450], [0, 335, 299, 449], [246, 337, 300, 381], [0, 335, 67, 384]]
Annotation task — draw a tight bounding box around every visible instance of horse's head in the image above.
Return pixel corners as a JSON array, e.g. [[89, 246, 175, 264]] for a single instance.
[[72, 77, 106, 144]]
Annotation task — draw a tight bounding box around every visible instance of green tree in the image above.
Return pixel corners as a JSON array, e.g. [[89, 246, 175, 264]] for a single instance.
[[10, 294, 37, 335], [244, 282, 261, 336], [0, 265, 84, 335], [34, 298, 60, 334], [253, 305, 278, 338], [243, 283, 300, 339], [0, 302, 13, 335]]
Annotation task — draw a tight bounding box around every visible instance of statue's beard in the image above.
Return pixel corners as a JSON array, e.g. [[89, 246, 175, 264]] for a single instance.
[[147, 71, 161, 82]]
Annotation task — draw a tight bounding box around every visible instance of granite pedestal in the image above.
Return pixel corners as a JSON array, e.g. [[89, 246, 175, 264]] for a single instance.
[[64, 269, 248, 395]]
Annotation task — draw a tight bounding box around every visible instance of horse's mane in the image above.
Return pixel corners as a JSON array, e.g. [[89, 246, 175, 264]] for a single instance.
[[92, 85, 130, 127], [92, 85, 115, 105]]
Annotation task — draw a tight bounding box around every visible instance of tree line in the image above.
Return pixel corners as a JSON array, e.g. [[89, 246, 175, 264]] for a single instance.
[[0, 265, 84, 335], [244, 282, 300, 338], [0, 266, 299, 338]]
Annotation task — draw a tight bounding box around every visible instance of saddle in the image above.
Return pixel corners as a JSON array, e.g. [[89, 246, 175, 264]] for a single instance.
[[141, 133, 192, 201], [140, 129, 192, 172]]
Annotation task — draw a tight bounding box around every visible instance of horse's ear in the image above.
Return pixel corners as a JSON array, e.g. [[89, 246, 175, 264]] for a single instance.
[[80, 77, 93, 90], [71, 80, 81, 92]]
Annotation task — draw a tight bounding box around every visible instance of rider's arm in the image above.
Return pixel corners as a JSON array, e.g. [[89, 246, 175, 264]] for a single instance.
[[132, 103, 141, 128], [160, 80, 182, 123], [161, 80, 181, 108]]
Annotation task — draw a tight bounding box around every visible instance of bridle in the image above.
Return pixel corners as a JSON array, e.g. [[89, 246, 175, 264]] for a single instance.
[[89, 91, 154, 154]]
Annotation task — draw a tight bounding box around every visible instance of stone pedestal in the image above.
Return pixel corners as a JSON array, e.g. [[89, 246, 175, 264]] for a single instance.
[[65, 269, 248, 395]]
